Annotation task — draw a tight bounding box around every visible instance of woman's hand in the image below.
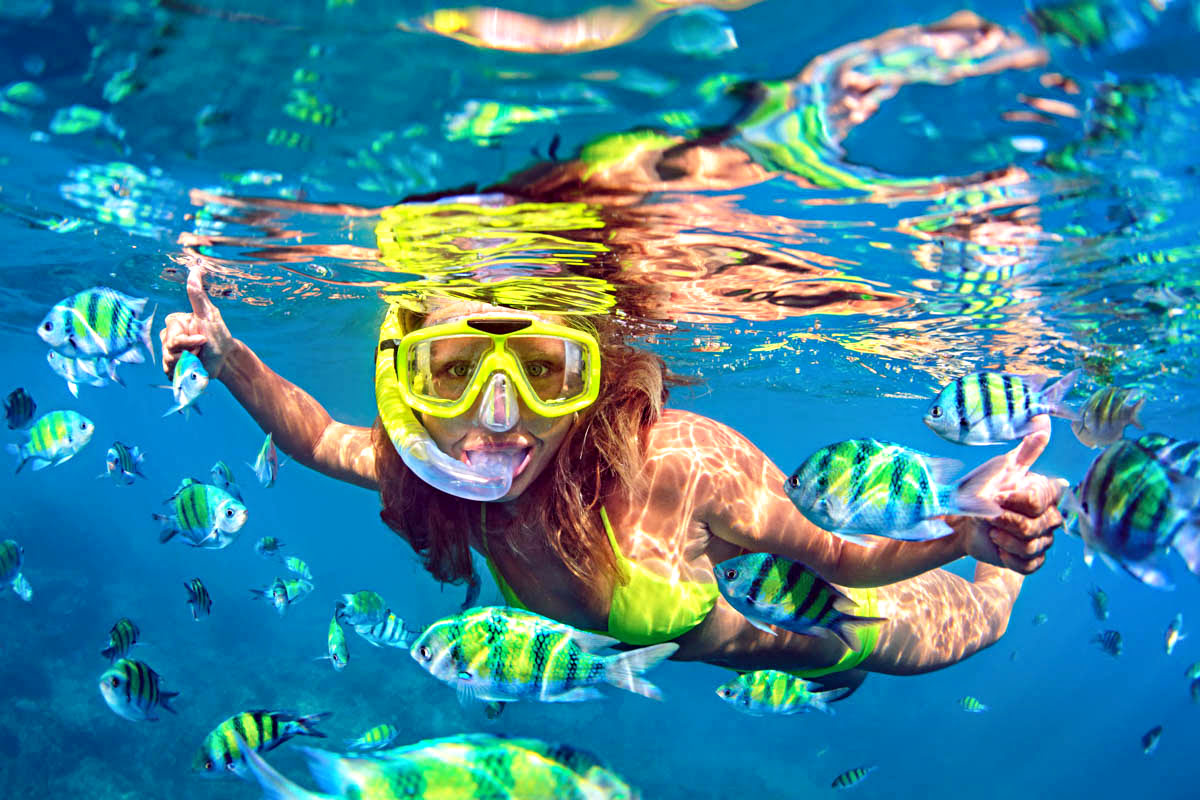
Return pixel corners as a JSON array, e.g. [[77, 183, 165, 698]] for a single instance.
[[945, 418, 1068, 575], [159, 266, 235, 380]]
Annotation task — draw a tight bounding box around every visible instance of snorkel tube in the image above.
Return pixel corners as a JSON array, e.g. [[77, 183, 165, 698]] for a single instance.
[[375, 304, 513, 501]]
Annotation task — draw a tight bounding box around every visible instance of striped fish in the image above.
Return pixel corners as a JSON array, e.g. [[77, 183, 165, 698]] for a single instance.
[[713, 553, 885, 647], [1064, 440, 1200, 589], [785, 439, 1002, 541], [832, 765, 877, 790], [411, 606, 678, 704], [103, 441, 145, 485], [958, 695, 989, 712], [925, 370, 1079, 445], [1089, 585, 1109, 620], [4, 387, 35, 429], [354, 609, 420, 648], [715, 670, 839, 716], [336, 590, 387, 626], [284, 556, 311, 580], [101, 617, 139, 661], [185, 578, 212, 620], [252, 577, 313, 616], [1143, 725, 1163, 755], [37, 286, 155, 363], [1166, 613, 1185, 655], [250, 432, 279, 487], [163, 351, 208, 418], [0, 539, 22, 585], [1071, 385, 1146, 448], [1093, 629, 1123, 657], [154, 478, 248, 549], [1136, 433, 1200, 479], [211, 460, 243, 500], [191, 709, 331, 778], [345, 722, 400, 751], [254, 536, 284, 559], [6, 410, 94, 472], [46, 350, 114, 397], [98, 658, 178, 721], [322, 615, 348, 671]]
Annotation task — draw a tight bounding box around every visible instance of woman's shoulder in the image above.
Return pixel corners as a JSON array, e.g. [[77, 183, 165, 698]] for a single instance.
[[644, 409, 758, 461]]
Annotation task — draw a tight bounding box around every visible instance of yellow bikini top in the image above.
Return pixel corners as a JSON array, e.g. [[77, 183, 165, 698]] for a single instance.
[[480, 505, 719, 646]]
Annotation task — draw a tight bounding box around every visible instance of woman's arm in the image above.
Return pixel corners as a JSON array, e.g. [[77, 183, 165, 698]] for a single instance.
[[161, 267, 378, 490]]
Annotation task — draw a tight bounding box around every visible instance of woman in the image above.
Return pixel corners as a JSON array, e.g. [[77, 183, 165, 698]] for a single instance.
[[161, 266, 1063, 688]]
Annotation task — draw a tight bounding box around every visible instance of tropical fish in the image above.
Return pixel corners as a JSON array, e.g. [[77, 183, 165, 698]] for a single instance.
[[4, 387, 35, 429], [336, 590, 387, 626], [1142, 725, 1163, 755], [345, 723, 401, 751], [714, 670, 839, 716], [101, 617, 139, 661], [1089, 586, 1109, 621], [785, 439, 1002, 542], [1185, 662, 1200, 680], [1094, 629, 1123, 657], [11, 573, 31, 602], [1071, 385, 1146, 448], [163, 351, 208, 418], [102, 441, 145, 485], [253, 577, 314, 616], [1136, 433, 1200, 479], [185, 578, 213, 620], [713, 553, 885, 647], [924, 370, 1079, 445], [46, 350, 112, 396], [1191, 678, 1200, 704], [322, 615, 348, 671], [255, 536, 285, 559], [832, 765, 877, 790], [1165, 614, 1185, 655], [6, 409, 94, 472], [354, 610, 421, 649], [211, 460, 242, 500], [251, 432, 279, 487], [1064, 440, 1200, 589], [0, 539, 23, 585], [154, 478, 248, 549], [191, 709, 331, 778], [1032, 613, 1049, 626], [284, 556, 311, 580], [411, 606, 678, 703], [98, 658, 178, 721], [958, 695, 989, 713], [37, 286, 155, 363]]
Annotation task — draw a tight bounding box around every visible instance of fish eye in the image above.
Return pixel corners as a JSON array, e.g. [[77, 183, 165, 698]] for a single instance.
[[190, 374, 198, 381], [225, 508, 234, 517], [80, 422, 89, 430], [723, 569, 737, 581], [42, 322, 52, 331], [717, 688, 731, 698], [109, 677, 120, 688], [930, 407, 942, 418], [418, 646, 432, 661], [786, 474, 800, 488], [203, 760, 213, 771]]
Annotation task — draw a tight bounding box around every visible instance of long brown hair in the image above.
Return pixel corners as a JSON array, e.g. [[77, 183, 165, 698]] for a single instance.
[[373, 311, 679, 588]]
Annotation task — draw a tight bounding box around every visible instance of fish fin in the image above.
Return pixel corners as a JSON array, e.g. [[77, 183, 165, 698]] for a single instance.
[[77, 359, 101, 378], [923, 455, 964, 485], [159, 691, 180, 714], [66, 380, 79, 398], [810, 689, 842, 714], [236, 734, 331, 800], [949, 457, 1007, 518], [117, 348, 145, 364], [603, 642, 678, 700], [483, 701, 506, 720], [456, 677, 483, 706], [1171, 515, 1200, 578], [565, 630, 621, 652], [1040, 369, 1081, 422], [296, 746, 354, 798], [294, 711, 332, 738], [6, 443, 27, 474], [123, 295, 148, 316], [890, 518, 956, 541], [552, 687, 606, 702], [192, 402, 202, 416], [1165, 470, 1200, 509], [153, 514, 178, 543], [1130, 396, 1146, 429], [744, 615, 778, 636], [827, 529, 879, 547], [139, 307, 156, 366], [31, 457, 54, 471], [1124, 557, 1174, 590], [826, 616, 888, 652], [161, 404, 183, 418]]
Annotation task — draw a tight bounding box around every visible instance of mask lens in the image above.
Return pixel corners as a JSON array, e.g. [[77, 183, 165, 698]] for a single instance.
[[506, 336, 587, 404], [408, 336, 490, 403]]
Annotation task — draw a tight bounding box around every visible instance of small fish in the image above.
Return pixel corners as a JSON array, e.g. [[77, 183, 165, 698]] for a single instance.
[[1165, 613, 1185, 655], [163, 351, 208, 418], [1094, 629, 1123, 657], [322, 615, 348, 671], [1185, 662, 1200, 680], [6, 409, 94, 472], [101, 617, 139, 661], [154, 478, 248, 549], [411, 606, 678, 704], [1142, 725, 1163, 755], [210, 460, 242, 500], [924, 370, 1079, 445], [102, 441, 146, 485], [958, 695, 989, 713], [38, 286, 154, 363], [254, 536, 285, 559], [12, 573, 32, 602], [345, 722, 400, 751], [46, 350, 112, 396], [715, 670, 839, 716], [336, 590, 387, 626], [832, 765, 877, 790], [185, 578, 212, 620], [250, 432, 279, 488], [4, 387, 35, 429], [98, 658, 178, 721], [252, 577, 314, 616], [1064, 440, 1200, 589], [284, 556, 311, 580], [1032, 613, 1049, 626], [1072, 385, 1146, 448], [1089, 586, 1109, 620], [1191, 677, 1200, 703], [1059, 564, 1073, 583], [0, 539, 23, 586], [785, 439, 1003, 542], [354, 610, 421, 649], [191, 710, 331, 778], [1136, 433, 1200, 480], [713, 553, 886, 646]]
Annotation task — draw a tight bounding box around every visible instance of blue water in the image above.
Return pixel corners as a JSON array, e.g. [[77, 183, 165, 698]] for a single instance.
[[3, 0, 1200, 797]]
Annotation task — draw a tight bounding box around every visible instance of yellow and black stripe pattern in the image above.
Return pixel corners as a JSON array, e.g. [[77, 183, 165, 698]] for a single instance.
[[192, 709, 331, 776], [101, 617, 139, 661]]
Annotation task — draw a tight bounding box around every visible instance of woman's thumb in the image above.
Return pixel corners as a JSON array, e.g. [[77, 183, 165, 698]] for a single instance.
[[186, 264, 217, 320]]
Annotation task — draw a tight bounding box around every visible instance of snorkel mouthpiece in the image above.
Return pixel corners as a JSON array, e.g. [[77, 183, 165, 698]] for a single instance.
[[477, 371, 519, 433], [400, 435, 514, 501]]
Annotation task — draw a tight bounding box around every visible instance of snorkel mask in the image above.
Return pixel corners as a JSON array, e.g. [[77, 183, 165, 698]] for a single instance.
[[375, 305, 601, 500]]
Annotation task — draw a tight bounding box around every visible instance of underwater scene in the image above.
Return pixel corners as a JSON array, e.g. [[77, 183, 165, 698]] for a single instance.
[[3, 0, 1200, 797]]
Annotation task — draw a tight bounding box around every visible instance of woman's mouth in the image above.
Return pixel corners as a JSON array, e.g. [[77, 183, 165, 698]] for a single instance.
[[463, 445, 533, 477]]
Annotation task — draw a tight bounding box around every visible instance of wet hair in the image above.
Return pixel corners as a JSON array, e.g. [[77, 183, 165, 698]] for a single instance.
[[373, 308, 681, 588]]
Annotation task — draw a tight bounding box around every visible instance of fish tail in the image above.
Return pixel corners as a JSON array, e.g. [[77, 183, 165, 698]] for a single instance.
[[826, 615, 888, 652], [236, 734, 330, 800], [809, 689, 842, 714], [1040, 369, 1081, 422], [100, 644, 117, 661], [153, 514, 177, 543], [947, 457, 1006, 518], [293, 711, 333, 738], [1172, 515, 1200, 577], [139, 306, 157, 365], [6, 443, 27, 474], [160, 690, 180, 714], [603, 642, 679, 700]]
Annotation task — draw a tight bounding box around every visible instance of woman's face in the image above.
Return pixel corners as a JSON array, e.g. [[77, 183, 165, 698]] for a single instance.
[[416, 303, 579, 503]]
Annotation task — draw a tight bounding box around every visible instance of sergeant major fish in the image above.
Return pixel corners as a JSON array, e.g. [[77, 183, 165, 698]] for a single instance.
[[1072, 385, 1146, 448], [38, 286, 154, 363], [321, 615, 348, 671], [336, 590, 387, 627], [0, 539, 31, 603], [191, 709, 331, 778], [185, 578, 212, 620], [715, 670, 839, 716], [154, 478, 248, 549], [46, 350, 112, 397], [11, 573, 31, 602], [163, 351, 208, 418], [345, 723, 400, 751], [958, 695, 989, 712], [355, 610, 421, 649], [832, 765, 878, 790], [924, 370, 1079, 445], [102, 441, 145, 485], [252, 577, 314, 616], [6, 409, 94, 472], [4, 387, 35, 429], [101, 617, 139, 661], [255, 536, 284, 559], [1094, 629, 1123, 657], [1089, 585, 1109, 621], [284, 556, 311, 580], [1136, 433, 1200, 479], [1166, 613, 1185, 655], [98, 658, 178, 721], [1142, 725, 1163, 755], [210, 460, 242, 500]]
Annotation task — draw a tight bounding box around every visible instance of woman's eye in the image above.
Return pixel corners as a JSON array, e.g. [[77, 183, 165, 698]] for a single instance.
[[446, 362, 471, 378], [524, 361, 550, 378]]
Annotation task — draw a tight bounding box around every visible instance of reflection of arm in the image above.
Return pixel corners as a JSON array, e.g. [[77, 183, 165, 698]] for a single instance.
[[685, 413, 965, 587], [220, 341, 378, 490]]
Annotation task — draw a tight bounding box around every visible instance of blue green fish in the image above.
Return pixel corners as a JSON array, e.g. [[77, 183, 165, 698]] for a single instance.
[[6, 409, 94, 472], [99, 658, 178, 721], [925, 371, 1079, 445], [37, 286, 154, 363], [155, 478, 248, 549], [715, 670, 839, 716]]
